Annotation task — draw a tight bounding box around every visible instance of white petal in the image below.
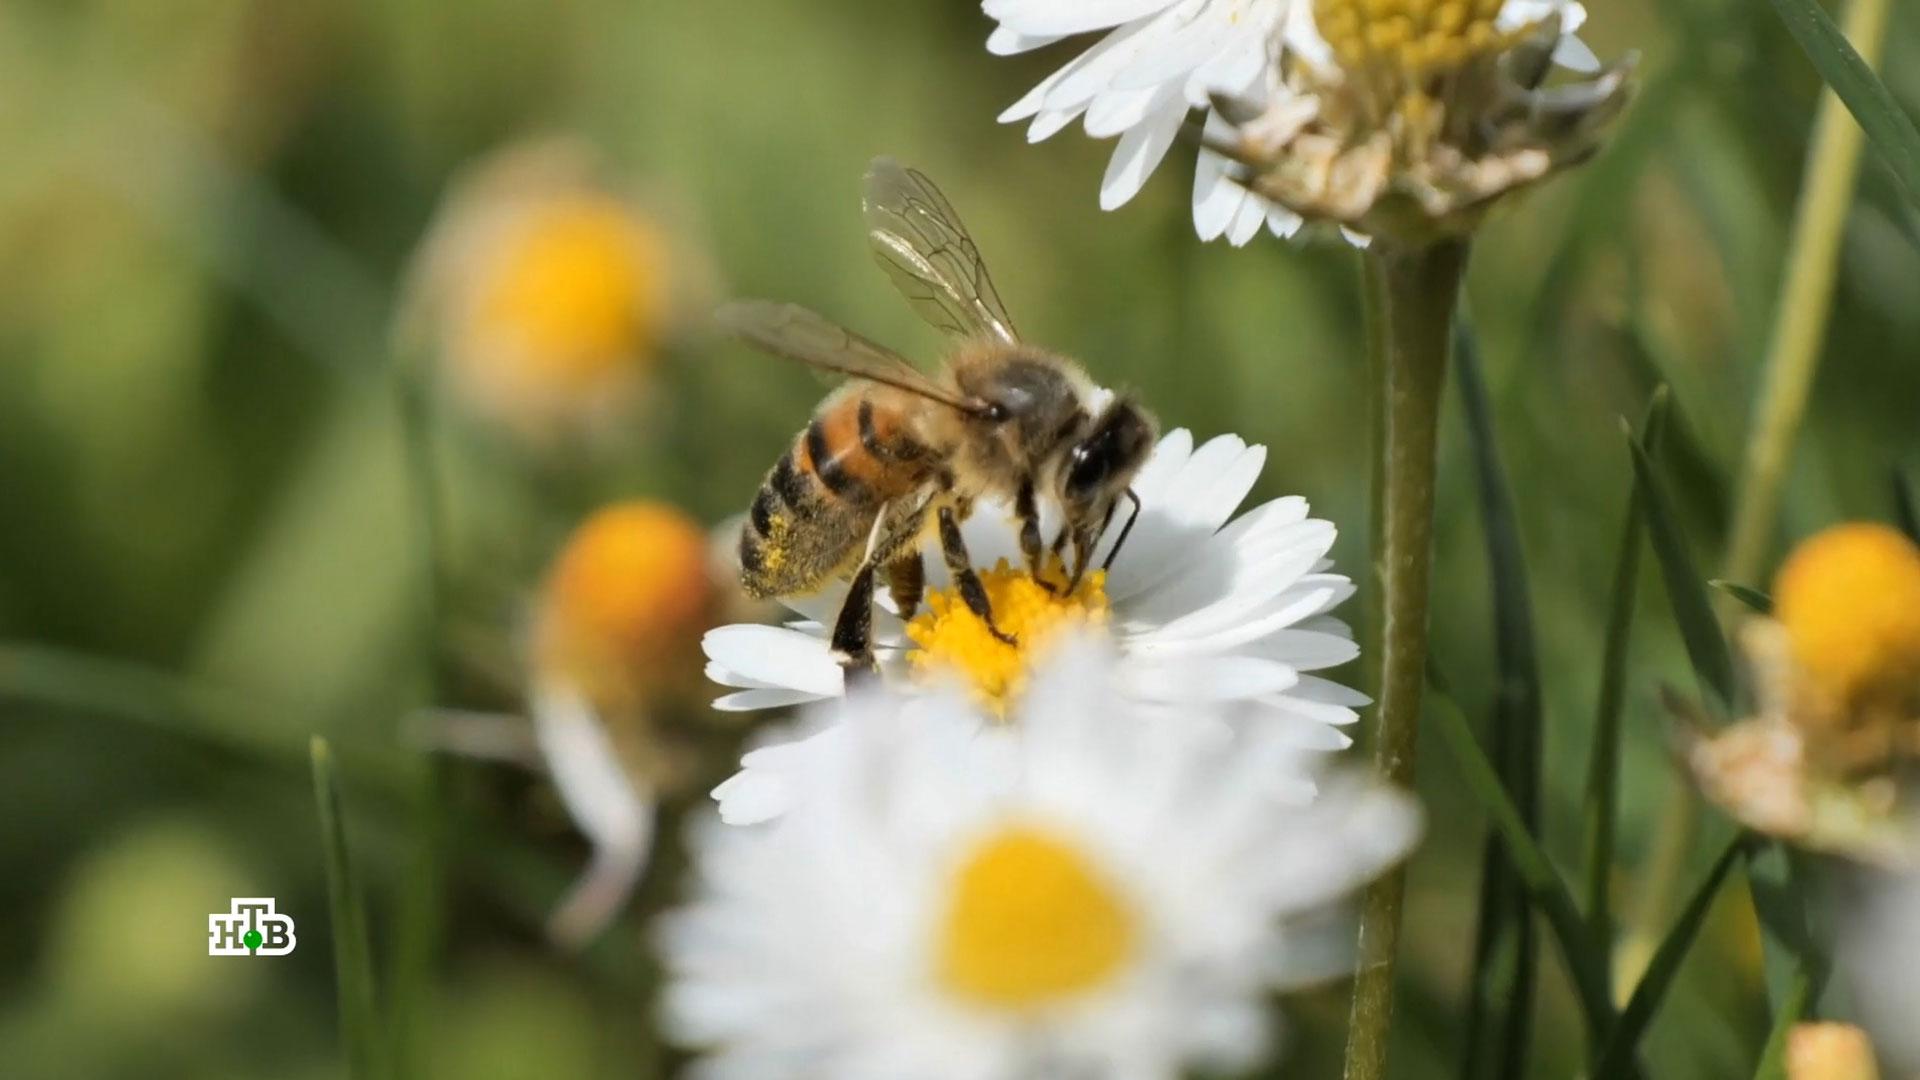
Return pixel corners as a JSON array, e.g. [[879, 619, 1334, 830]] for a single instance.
[[987, 0, 1181, 38], [711, 687, 827, 712], [1227, 190, 1266, 244], [1192, 114, 1247, 240], [1553, 33, 1600, 73], [1084, 84, 1166, 138], [531, 684, 651, 854], [1248, 628, 1360, 670], [1126, 655, 1300, 701], [701, 625, 844, 696], [986, 25, 1066, 55], [1099, 87, 1189, 209], [1114, 4, 1245, 90], [1265, 204, 1303, 238], [1292, 673, 1371, 707]]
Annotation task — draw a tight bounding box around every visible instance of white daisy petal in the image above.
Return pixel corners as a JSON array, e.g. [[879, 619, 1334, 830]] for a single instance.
[[987, 0, 1186, 38], [986, 25, 1066, 55], [712, 687, 828, 712], [1227, 190, 1267, 245], [702, 624, 844, 696], [1099, 87, 1188, 209]]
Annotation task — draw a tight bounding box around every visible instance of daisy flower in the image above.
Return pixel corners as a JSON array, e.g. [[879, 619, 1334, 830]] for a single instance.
[[401, 137, 686, 443], [985, 0, 1601, 245], [657, 642, 1421, 1080], [703, 428, 1365, 821], [417, 501, 717, 946]]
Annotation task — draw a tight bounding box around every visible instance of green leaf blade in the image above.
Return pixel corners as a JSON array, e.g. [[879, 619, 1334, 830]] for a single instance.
[[312, 735, 387, 1080], [1764, 0, 1920, 207], [1625, 429, 1737, 706]]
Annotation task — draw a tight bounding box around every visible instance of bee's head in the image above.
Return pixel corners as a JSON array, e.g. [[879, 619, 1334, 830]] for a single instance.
[[1058, 397, 1156, 529]]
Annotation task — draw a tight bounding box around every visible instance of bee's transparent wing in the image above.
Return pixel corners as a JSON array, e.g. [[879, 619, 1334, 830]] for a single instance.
[[863, 158, 1020, 345], [716, 300, 989, 414]]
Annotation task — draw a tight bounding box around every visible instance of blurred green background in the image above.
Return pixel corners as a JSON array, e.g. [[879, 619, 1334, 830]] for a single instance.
[[2, 0, 1917, 1077]]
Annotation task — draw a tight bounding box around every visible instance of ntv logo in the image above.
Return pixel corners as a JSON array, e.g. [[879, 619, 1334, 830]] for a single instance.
[[208, 898, 296, 956]]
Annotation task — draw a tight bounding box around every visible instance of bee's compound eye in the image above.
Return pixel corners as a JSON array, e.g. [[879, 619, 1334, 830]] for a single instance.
[[982, 401, 1009, 423]]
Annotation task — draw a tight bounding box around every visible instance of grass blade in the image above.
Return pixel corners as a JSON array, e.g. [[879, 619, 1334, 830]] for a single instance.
[[1590, 833, 1747, 1078], [1709, 580, 1774, 615], [1763, 0, 1917, 206], [1894, 466, 1919, 544], [1454, 317, 1541, 1080], [1625, 427, 1737, 706], [312, 735, 386, 1080], [1582, 389, 1670, 953], [1427, 669, 1619, 1048], [1752, 968, 1813, 1080]]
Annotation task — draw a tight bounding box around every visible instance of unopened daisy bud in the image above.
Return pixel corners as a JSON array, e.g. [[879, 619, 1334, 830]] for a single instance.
[[1788, 1022, 1881, 1080], [534, 501, 714, 708], [406, 138, 684, 442], [1213, 0, 1632, 244], [1774, 523, 1920, 716]]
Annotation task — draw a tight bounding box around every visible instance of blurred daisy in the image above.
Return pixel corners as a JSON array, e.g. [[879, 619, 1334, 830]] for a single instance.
[[986, 0, 1603, 244], [420, 501, 717, 946], [403, 137, 685, 442], [1785, 1021, 1882, 1080], [1687, 523, 1920, 868], [658, 642, 1421, 1080], [704, 429, 1364, 819]]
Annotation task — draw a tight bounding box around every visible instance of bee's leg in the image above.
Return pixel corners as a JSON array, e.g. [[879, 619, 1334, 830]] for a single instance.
[[1014, 477, 1055, 592], [829, 559, 879, 675], [884, 551, 926, 620], [937, 505, 1017, 646]]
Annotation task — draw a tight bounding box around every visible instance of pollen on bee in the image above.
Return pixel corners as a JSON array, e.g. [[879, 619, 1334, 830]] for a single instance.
[[904, 559, 1110, 716]]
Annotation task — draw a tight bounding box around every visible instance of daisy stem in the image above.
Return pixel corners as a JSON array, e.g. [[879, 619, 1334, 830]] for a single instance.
[[1344, 239, 1468, 1080]]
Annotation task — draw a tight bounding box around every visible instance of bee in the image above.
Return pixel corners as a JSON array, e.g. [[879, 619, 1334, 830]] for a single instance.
[[720, 158, 1157, 669]]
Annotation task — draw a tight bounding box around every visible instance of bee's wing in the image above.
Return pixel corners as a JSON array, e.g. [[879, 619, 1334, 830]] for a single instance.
[[863, 158, 1020, 346], [717, 300, 991, 415]]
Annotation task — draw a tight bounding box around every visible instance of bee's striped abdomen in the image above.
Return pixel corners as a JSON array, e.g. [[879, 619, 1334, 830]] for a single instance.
[[738, 390, 933, 599]]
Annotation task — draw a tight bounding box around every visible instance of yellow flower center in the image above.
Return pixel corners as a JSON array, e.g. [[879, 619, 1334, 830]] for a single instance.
[[1314, 0, 1526, 137], [1773, 522, 1920, 710], [905, 559, 1109, 716], [477, 194, 665, 386], [936, 825, 1138, 1010], [536, 501, 712, 702]]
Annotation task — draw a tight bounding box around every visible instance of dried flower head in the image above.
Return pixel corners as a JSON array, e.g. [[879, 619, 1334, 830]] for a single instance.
[[1212, 0, 1633, 244], [1688, 523, 1920, 868]]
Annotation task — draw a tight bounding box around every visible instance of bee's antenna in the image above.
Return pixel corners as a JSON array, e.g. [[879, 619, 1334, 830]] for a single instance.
[[1101, 488, 1144, 572]]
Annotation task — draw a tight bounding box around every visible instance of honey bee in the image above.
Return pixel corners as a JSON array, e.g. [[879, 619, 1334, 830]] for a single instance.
[[720, 158, 1157, 669]]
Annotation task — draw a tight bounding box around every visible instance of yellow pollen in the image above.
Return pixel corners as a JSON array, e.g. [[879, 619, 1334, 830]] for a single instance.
[[905, 559, 1110, 716], [1773, 523, 1920, 710], [1315, 0, 1527, 128], [477, 194, 665, 386], [936, 825, 1138, 1010]]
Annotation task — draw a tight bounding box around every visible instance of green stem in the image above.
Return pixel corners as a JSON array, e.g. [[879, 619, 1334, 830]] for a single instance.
[[1723, 0, 1892, 597], [1343, 240, 1468, 1080]]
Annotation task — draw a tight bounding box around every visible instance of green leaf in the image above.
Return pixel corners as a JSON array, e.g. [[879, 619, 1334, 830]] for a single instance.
[[312, 736, 387, 1080], [1590, 834, 1747, 1078], [1708, 580, 1775, 615], [1427, 668, 1619, 1047], [1894, 466, 1919, 544], [1764, 0, 1920, 207], [1752, 969, 1814, 1080], [1453, 316, 1542, 1080], [1582, 389, 1670, 951], [1625, 428, 1737, 706]]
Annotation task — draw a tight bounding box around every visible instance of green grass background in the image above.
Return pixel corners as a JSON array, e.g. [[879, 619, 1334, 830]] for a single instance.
[[1, 0, 1917, 1076]]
